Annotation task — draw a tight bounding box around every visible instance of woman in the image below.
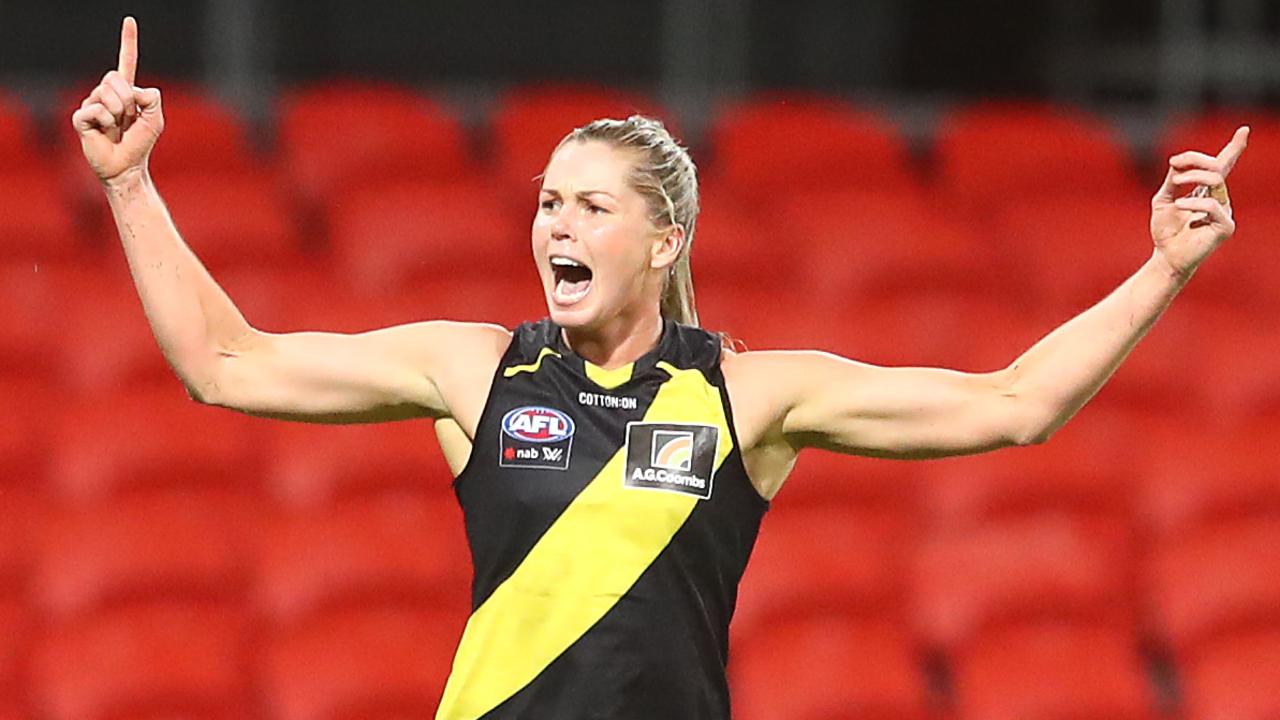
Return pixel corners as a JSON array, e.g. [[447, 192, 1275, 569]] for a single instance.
[[75, 16, 1248, 720]]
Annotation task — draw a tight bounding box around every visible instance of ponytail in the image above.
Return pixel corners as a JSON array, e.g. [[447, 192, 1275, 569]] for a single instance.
[[660, 252, 698, 326]]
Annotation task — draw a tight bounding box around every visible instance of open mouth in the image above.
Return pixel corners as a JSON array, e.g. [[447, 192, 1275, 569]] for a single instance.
[[550, 256, 593, 305]]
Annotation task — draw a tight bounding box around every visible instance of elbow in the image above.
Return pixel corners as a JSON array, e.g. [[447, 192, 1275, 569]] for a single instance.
[[182, 376, 218, 406], [1011, 399, 1058, 446], [177, 358, 226, 406], [1014, 422, 1051, 446], [1002, 370, 1053, 446]]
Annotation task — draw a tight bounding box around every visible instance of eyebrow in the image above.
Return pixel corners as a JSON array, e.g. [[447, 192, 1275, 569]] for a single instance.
[[539, 188, 618, 200]]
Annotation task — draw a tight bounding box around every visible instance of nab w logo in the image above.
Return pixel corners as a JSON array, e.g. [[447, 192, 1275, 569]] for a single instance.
[[651, 431, 693, 471], [499, 405, 574, 470]]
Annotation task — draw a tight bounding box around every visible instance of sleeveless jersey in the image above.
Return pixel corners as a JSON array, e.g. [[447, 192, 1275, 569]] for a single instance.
[[438, 317, 770, 720]]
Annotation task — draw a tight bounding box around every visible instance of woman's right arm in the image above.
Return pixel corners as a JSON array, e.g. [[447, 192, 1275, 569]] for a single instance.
[[78, 18, 511, 426]]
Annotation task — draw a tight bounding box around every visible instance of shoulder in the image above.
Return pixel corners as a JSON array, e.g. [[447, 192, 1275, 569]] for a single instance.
[[375, 319, 513, 366], [719, 350, 814, 447], [721, 348, 838, 389], [721, 349, 864, 440]]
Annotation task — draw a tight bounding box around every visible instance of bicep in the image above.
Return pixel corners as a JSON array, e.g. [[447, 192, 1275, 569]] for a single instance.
[[203, 320, 508, 425], [772, 351, 1038, 459]]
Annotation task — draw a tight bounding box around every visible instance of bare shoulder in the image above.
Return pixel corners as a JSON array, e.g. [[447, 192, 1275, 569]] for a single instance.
[[720, 349, 832, 439], [396, 320, 512, 424], [403, 319, 513, 360], [719, 349, 818, 500]]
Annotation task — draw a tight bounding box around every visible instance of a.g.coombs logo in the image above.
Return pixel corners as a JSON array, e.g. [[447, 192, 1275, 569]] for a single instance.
[[624, 422, 718, 500], [500, 406, 575, 470], [502, 406, 575, 443], [651, 430, 694, 471]]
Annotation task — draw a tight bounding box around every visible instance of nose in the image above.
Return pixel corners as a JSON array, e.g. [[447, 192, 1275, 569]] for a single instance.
[[550, 215, 573, 243]]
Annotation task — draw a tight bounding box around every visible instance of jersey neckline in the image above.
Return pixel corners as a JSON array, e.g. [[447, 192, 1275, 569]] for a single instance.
[[548, 317, 676, 390]]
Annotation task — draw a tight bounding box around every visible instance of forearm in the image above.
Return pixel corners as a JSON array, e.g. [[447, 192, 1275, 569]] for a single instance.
[[1008, 248, 1192, 441], [104, 170, 255, 399]]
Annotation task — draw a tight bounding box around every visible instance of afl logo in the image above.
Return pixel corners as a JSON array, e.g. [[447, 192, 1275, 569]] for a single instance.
[[502, 406, 575, 443]]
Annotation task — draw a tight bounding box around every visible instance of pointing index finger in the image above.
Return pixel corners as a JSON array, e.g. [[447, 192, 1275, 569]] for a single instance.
[[1217, 125, 1250, 175], [118, 16, 138, 85]]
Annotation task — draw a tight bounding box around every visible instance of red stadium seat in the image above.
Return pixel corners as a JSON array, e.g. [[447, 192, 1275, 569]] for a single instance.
[[32, 492, 257, 617], [489, 83, 663, 201], [0, 379, 55, 485], [143, 85, 257, 181], [1137, 422, 1280, 539], [265, 418, 451, 508], [1156, 110, 1280, 215], [260, 607, 467, 720], [211, 261, 340, 333], [325, 179, 528, 295], [130, 171, 307, 274], [918, 403, 1144, 530], [0, 600, 27, 715], [0, 169, 84, 266], [1170, 204, 1280, 314], [911, 516, 1133, 653], [778, 191, 1026, 306], [952, 623, 1158, 720], [734, 506, 914, 638], [277, 81, 474, 209], [0, 90, 38, 169], [1145, 517, 1280, 661], [775, 449, 923, 512], [706, 93, 920, 204], [933, 102, 1141, 218], [1088, 295, 1221, 417], [48, 387, 261, 503], [992, 194, 1157, 316], [730, 616, 929, 720], [30, 604, 250, 720], [838, 288, 1045, 372], [52, 264, 189, 392], [1182, 630, 1280, 720], [688, 190, 798, 293], [266, 273, 545, 338], [0, 487, 46, 597], [255, 495, 471, 623], [694, 284, 820, 352], [1189, 301, 1280, 425]]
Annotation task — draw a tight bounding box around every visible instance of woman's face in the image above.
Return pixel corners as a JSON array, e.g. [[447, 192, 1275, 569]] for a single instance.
[[533, 140, 666, 330]]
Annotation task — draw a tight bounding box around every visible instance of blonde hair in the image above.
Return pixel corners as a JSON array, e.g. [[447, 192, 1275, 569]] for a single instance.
[[554, 115, 701, 326]]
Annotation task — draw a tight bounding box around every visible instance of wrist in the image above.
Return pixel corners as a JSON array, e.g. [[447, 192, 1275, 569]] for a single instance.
[[103, 166, 151, 199], [1149, 247, 1196, 286]]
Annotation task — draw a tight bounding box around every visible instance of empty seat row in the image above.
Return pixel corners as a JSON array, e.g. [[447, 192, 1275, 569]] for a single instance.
[[4, 482, 1277, 661], [6, 83, 1277, 219], [3, 604, 1276, 719]]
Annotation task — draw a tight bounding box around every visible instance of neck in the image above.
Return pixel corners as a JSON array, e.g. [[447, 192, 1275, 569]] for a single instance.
[[562, 310, 664, 370]]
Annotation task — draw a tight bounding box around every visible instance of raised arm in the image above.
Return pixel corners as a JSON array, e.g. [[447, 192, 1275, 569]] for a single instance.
[[727, 127, 1249, 493], [72, 18, 509, 426]]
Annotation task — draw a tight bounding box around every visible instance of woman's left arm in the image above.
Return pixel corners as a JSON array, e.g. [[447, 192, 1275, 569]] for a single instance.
[[736, 127, 1250, 463]]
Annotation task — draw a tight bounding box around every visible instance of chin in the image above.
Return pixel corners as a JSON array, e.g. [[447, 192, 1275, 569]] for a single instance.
[[545, 287, 605, 330], [547, 302, 597, 329]]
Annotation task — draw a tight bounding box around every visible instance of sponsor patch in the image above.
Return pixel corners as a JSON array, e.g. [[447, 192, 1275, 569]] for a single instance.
[[624, 422, 718, 499], [500, 406, 574, 470]]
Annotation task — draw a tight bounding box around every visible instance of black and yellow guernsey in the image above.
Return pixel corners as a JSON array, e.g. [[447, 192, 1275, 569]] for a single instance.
[[439, 317, 770, 720]]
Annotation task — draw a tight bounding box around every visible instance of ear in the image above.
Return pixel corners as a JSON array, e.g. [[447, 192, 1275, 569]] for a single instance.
[[649, 224, 685, 271]]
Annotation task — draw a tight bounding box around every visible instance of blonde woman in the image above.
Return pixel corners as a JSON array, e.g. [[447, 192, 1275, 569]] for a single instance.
[[74, 16, 1248, 720]]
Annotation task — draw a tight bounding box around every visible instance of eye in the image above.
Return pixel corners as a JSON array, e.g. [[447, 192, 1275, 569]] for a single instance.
[[539, 197, 561, 212], [586, 203, 608, 215]]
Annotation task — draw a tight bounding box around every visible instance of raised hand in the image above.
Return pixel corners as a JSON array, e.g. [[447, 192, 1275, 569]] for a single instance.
[[71, 17, 165, 186], [1150, 126, 1249, 277]]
